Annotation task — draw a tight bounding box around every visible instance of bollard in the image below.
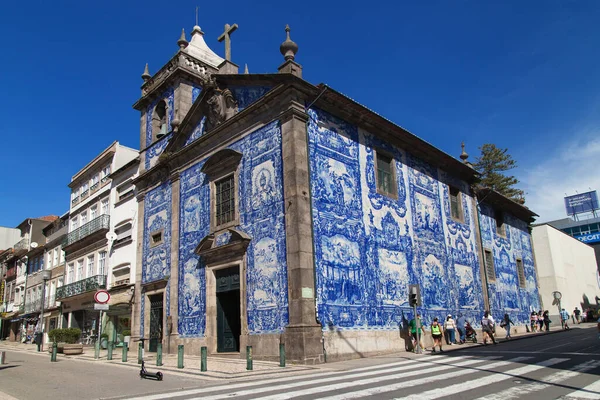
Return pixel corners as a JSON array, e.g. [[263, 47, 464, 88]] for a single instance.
[[246, 346, 253, 371], [0, 351, 5, 365], [107, 341, 114, 360], [138, 342, 143, 364], [51, 342, 57, 362], [177, 344, 184, 369], [279, 343, 285, 367], [201, 346, 207, 372], [122, 343, 128, 362], [94, 341, 100, 360], [156, 343, 163, 366]]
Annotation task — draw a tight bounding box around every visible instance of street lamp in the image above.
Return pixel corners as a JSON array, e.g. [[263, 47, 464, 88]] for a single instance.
[[39, 270, 52, 352]]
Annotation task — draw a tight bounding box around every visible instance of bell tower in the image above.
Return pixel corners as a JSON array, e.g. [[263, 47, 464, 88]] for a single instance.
[[133, 23, 226, 171]]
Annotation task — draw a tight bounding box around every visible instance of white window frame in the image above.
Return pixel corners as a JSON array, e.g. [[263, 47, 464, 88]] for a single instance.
[[90, 205, 98, 219], [101, 198, 109, 215], [87, 255, 95, 277], [98, 251, 107, 276], [77, 259, 84, 281]]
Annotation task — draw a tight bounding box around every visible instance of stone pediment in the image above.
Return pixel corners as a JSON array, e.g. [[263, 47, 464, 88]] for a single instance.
[[163, 77, 239, 155], [194, 228, 251, 265]]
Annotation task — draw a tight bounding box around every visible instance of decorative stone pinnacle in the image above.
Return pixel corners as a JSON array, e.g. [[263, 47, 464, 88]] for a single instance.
[[178, 28, 189, 50], [142, 63, 151, 82], [244, 64, 249, 74], [460, 142, 469, 162], [192, 25, 204, 36], [280, 24, 298, 61]]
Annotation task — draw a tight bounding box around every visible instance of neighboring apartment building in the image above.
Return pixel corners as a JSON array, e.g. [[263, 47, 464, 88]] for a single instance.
[[58, 141, 137, 344], [40, 214, 69, 341], [101, 157, 139, 344], [3, 217, 57, 341], [0, 226, 20, 251], [532, 224, 600, 320]]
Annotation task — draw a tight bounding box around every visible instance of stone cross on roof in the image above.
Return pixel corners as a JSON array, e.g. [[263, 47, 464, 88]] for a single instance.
[[217, 23, 238, 61]]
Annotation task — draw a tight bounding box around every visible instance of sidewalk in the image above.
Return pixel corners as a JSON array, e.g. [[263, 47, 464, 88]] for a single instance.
[[1, 322, 595, 378], [0, 341, 317, 380]]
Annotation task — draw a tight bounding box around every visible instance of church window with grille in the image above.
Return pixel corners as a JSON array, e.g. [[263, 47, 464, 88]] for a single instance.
[[484, 249, 496, 282], [375, 151, 397, 198], [516, 258, 526, 288], [215, 175, 235, 227], [449, 186, 463, 221]]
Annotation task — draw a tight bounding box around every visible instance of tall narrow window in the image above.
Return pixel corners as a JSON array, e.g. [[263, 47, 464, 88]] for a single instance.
[[101, 198, 109, 215], [54, 248, 59, 265], [90, 205, 98, 219], [484, 249, 496, 282], [215, 175, 236, 226], [516, 259, 526, 288], [375, 152, 397, 198], [98, 251, 107, 276], [449, 186, 463, 221], [47, 251, 53, 268], [68, 263, 75, 284], [87, 255, 95, 277], [495, 210, 506, 236], [71, 215, 79, 231], [77, 259, 84, 281], [80, 210, 88, 226]]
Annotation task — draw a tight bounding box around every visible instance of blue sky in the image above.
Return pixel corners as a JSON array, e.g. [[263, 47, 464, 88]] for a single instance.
[[1, 0, 599, 227]]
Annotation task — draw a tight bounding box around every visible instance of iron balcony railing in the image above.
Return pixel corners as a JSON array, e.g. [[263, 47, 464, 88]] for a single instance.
[[72, 197, 79, 205], [66, 215, 110, 246], [80, 189, 89, 199], [56, 275, 106, 300], [45, 295, 57, 309], [14, 237, 29, 252], [101, 175, 110, 184], [90, 182, 99, 192]]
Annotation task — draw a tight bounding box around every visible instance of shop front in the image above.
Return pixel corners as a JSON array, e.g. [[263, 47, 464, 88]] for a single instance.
[[102, 287, 133, 348]]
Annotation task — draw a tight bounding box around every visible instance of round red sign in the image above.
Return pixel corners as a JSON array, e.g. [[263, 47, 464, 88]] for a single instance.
[[94, 290, 110, 304]]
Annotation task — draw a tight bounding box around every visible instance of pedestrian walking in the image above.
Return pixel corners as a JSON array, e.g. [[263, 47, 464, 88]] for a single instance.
[[409, 313, 425, 352], [456, 313, 467, 344], [500, 313, 515, 339], [538, 309, 545, 331], [481, 311, 497, 345], [543, 310, 551, 331], [530, 311, 538, 333], [560, 308, 571, 330], [430, 317, 444, 353], [444, 314, 457, 345], [573, 307, 581, 324]]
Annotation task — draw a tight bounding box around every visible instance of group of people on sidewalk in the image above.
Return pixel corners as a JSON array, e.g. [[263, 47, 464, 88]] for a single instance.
[[408, 311, 517, 353]]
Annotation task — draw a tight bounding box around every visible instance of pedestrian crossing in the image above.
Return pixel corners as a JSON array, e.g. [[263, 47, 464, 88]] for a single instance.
[[124, 354, 600, 400]]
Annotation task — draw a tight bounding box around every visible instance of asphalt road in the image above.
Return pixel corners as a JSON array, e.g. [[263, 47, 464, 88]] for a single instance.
[[1, 326, 599, 399]]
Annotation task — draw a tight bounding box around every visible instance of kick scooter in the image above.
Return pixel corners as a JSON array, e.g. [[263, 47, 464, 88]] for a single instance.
[[136, 338, 163, 381]]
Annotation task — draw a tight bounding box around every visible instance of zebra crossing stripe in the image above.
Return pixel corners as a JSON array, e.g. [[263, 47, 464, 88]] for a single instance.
[[564, 376, 600, 399], [398, 358, 569, 400], [313, 357, 528, 400], [477, 360, 600, 400], [123, 356, 454, 400], [210, 357, 503, 400]]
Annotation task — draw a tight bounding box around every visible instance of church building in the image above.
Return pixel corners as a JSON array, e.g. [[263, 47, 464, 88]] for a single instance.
[[132, 22, 541, 363]]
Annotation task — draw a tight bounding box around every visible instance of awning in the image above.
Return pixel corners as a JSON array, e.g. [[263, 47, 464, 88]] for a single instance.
[[1, 312, 17, 320]]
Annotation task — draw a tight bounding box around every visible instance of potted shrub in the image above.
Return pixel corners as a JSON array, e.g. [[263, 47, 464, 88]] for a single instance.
[[48, 328, 65, 353], [122, 330, 131, 348], [62, 328, 83, 355]]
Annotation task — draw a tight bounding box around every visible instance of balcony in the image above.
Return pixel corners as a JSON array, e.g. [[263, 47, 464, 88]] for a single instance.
[[90, 182, 99, 192], [56, 275, 106, 300], [13, 238, 29, 255], [80, 189, 89, 200], [65, 215, 110, 249], [24, 298, 42, 314], [71, 197, 79, 206]]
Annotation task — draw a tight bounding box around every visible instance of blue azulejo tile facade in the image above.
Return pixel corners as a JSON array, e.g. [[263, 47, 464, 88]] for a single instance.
[[177, 120, 289, 337], [307, 107, 538, 330], [142, 182, 172, 284], [479, 204, 541, 324]]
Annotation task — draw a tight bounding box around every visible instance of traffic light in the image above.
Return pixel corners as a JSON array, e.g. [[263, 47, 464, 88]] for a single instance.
[[408, 284, 421, 307]]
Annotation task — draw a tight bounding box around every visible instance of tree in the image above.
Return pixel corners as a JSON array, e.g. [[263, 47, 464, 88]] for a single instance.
[[473, 143, 525, 204]]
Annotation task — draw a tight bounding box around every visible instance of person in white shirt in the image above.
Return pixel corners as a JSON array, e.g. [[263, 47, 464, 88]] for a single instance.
[[481, 311, 497, 345]]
